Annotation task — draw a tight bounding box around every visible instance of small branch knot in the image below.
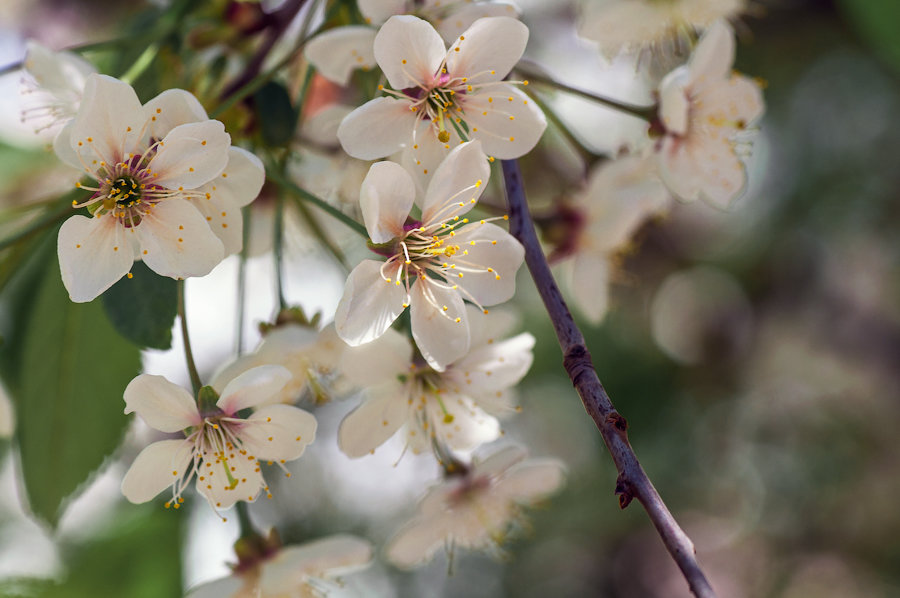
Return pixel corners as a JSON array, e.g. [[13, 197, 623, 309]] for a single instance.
[[615, 472, 634, 509], [606, 412, 628, 432], [563, 344, 595, 387]]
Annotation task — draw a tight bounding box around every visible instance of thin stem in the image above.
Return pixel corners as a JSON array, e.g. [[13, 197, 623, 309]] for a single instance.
[[515, 63, 657, 121], [274, 184, 288, 312], [265, 169, 368, 239], [119, 42, 161, 84], [177, 280, 203, 396], [501, 159, 717, 598], [236, 208, 251, 355], [235, 502, 258, 539], [528, 88, 599, 172], [290, 192, 350, 270]]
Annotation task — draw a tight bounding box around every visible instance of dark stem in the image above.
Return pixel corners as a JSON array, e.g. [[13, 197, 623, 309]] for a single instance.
[[236, 208, 251, 355], [235, 502, 258, 539], [274, 185, 287, 311], [177, 279, 203, 396], [501, 159, 717, 598]]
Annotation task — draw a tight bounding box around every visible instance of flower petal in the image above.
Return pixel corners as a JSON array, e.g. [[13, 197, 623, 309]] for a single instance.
[[70, 75, 144, 167], [357, 0, 405, 25], [400, 118, 458, 204], [360, 160, 415, 243], [338, 380, 408, 458], [449, 222, 524, 306], [446, 17, 528, 84], [434, 2, 520, 43], [566, 252, 612, 324], [53, 119, 81, 169], [197, 449, 265, 510], [187, 194, 243, 256], [421, 140, 489, 224], [474, 445, 526, 478], [410, 279, 469, 371], [241, 404, 317, 462], [185, 576, 243, 598], [340, 327, 413, 387], [123, 374, 201, 432], [463, 84, 547, 159], [24, 40, 94, 97], [426, 392, 499, 452], [121, 439, 193, 504], [337, 96, 415, 160], [134, 198, 225, 279], [147, 120, 230, 189], [269, 535, 372, 580], [301, 104, 355, 148], [218, 364, 292, 414], [688, 20, 735, 89], [334, 259, 406, 346], [385, 515, 451, 569], [448, 331, 534, 394], [57, 214, 133, 303], [304, 26, 378, 86], [496, 459, 567, 501], [143, 88, 209, 140], [374, 15, 446, 90]]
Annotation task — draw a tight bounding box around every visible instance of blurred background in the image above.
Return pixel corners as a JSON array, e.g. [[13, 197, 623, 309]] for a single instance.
[[0, 0, 899, 596]]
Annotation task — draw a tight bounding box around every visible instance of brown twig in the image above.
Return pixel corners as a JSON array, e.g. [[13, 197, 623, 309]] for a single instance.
[[501, 159, 717, 598]]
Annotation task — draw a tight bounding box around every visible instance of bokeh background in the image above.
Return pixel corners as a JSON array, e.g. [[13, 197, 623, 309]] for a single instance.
[[0, 0, 898, 596]]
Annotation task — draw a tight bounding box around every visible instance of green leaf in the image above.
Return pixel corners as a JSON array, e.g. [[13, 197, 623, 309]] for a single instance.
[[254, 81, 298, 147], [837, 0, 900, 74], [12, 253, 141, 526], [101, 261, 177, 350]]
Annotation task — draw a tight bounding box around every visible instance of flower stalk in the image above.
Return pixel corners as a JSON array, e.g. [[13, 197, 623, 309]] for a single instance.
[[177, 279, 203, 396]]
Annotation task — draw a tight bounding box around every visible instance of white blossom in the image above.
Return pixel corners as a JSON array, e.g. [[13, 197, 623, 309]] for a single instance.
[[655, 20, 764, 207], [19, 40, 95, 138], [333, 141, 524, 370], [385, 445, 566, 568], [120, 366, 317, 512]]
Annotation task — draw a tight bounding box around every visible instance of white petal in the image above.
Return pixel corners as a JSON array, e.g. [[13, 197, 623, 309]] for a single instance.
[[567, 252, 612, 324], [301, 104, 355, 147], [357, 0, 405, 25], [385, 515, 451, 569], [421, 140, 489, 224], [0, 386, 14, 438], [134, 198, 225, 278], [143, 88, 209, 140], [463, 84, 547, 159], [334, 260, 406, 346], [659, 69, 691, 137], [70, 74, 144, 168], [694, 136, 747, 208], [197, 449, 266, 510], [53, 119, 81, 169], [400, 119, 456, 203], [688, 20, 735, 89], [57, 214, 133, 303], [340, 327, 413, 387], [427, 393, 499, 452], [496, 459, 567, 501], [185, 576, 243, 598], [218, 364, 292, 414], [462, 304, 519, 348], [187, 194, 243, 256], [123, 374, 201, 432], [434, 2, 521, 43], [450, 222, 524, 306], [657, 136, 703, 202], [338, 381, 408, 458], [147, 120, 230, 189], [445, 17, 528, 84], [205, 146, 265, 208], [304, 26, 378, 86], [695, 75, 765, 129], [269, 535, 372, 579], [210, 353, 264, 395], [410, 279, 469, 371], [24, 40, 94, 97], [360, 160, 415, 243], [337, 96, 415, 160], [374, 15, 446, 90], [448, 331, 534, 394], [121, 439, 193, 504], [474, 445, 527, 478], [240, 404, 317, 461]]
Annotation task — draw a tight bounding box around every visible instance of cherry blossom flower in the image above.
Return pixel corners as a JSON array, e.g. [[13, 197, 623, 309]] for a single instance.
[[655, 20, 764, 207], [385, 445, 566, 567], [337, 309, 534, 459], [333, 141, 524, 370], [19, 40, 96, 138], [560, 156, 670, 323], [120, 365, 317, 512], [55, 74, 264, 302], [577, 0, 744, 59], [337, 15, 545, 188], [0, 385, 14, 438], [186, 535, 372, 598], [304, 0, 519, 86]]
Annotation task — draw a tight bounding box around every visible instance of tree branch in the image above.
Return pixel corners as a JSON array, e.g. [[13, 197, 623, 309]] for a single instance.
[[501, 159, 717, 598]]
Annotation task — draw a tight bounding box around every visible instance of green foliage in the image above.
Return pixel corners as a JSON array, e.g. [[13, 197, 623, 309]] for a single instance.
[[101, 261, 177, 350], [0, 237, 141, 527], [254, 81, 299, 147], [837, 0, 900, 74]]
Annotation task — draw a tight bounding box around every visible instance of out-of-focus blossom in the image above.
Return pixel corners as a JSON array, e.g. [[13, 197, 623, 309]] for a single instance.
[[120, 366, 317, 512], [559, 156, 669, 323], [577, 0, 744, 59], [55, 74, 264, 302], [187, 534, 373, 598], [338, 310, 534, 459], [19, 40, 95, 138], [337, 15, 545, 190], [304, 0, 519, 86], [333, 141, 523, 370], [0, 385, 15, 438], [655, 20, 764, 207], [385, 445, 565, 567]]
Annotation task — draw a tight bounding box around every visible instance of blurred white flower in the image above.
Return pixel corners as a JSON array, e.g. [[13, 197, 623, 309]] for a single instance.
[[577, 0, 744, 59], [385, 445, 565, 568], [561, 155, 670, 323], [55, 75, 265, 302], [655, 20, 764, 207], [120, 365, 317, 512], [338, 310, 534, 459], [0, 385, 15, 438], [333, 141, 523, 370], [19, 40, 95, 138], [187, 534, 373, 598], [337, 15, 545, 187]]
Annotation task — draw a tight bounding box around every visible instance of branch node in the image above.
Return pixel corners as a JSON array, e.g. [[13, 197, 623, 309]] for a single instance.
[[615, 472, 634, 509], [606, 412, 628, 432]]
